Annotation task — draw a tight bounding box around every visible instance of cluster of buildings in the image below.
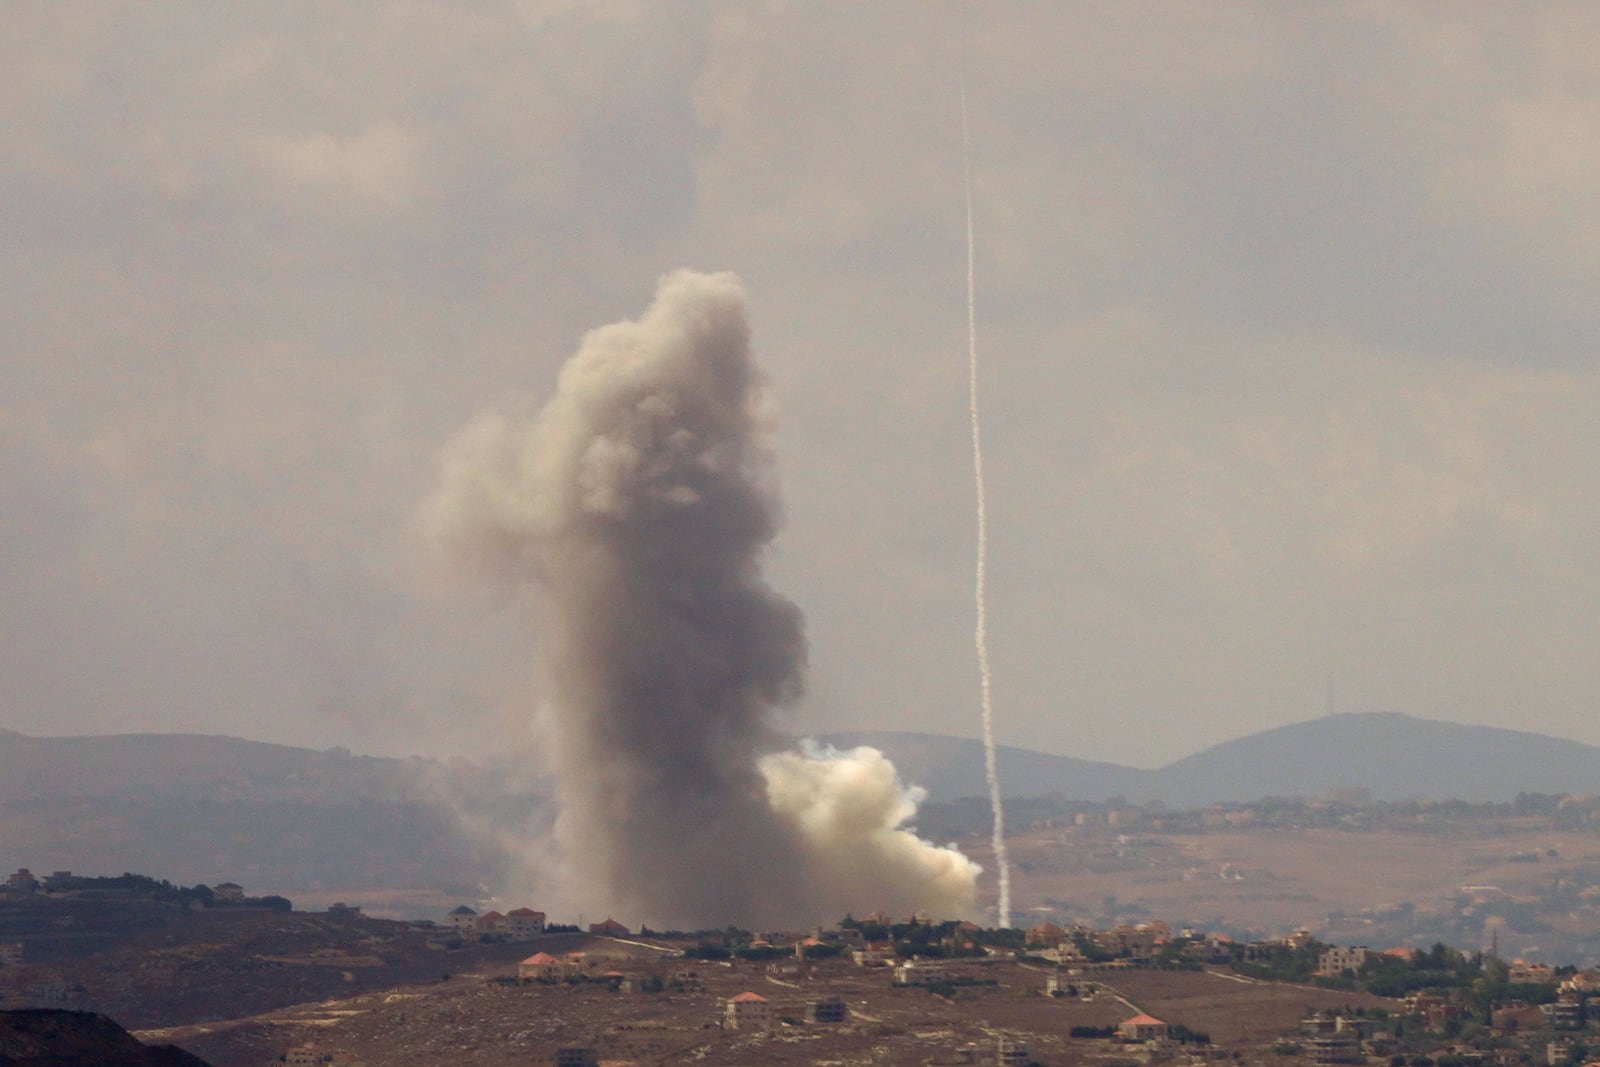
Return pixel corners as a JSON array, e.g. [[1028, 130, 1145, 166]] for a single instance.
[[442, 904, 548, 939], [438, 904, 634, 943], [517, 950, 585, 983], [1021, 917, 1199, 962]]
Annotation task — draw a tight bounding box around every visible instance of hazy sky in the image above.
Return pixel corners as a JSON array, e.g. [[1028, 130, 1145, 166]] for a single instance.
[[4, 2, 1599, 769]]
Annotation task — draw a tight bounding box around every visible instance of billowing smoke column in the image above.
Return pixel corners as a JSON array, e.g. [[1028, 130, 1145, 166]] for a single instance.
[[423, 270, 979, 929]]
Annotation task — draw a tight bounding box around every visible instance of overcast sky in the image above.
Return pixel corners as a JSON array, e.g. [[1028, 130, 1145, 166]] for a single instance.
[[4, 1, 1599, 769]]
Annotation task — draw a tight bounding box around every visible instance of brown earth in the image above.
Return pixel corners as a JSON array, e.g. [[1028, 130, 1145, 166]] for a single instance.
[[139, 939, 1396, 1067], [965, 821, 1600, 939], [0, 1008, 212, 1066]]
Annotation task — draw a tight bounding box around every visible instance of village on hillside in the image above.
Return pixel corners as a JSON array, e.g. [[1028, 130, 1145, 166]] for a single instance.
[[8, 864, 1600, 1066]]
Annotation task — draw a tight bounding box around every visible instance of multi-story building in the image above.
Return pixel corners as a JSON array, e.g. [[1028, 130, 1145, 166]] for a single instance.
[[724, 991, 772, 1031], [1318, 946, 1369, 976]]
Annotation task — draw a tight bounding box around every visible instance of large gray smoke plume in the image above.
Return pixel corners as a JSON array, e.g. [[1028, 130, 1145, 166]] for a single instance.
[[423, 271, 978, 928]]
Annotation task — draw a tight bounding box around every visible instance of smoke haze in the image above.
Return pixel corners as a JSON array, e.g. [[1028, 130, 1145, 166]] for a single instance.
[[423, 270, 978, 928]]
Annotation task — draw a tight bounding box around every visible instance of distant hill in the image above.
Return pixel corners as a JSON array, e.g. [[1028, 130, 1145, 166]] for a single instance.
[[2, 713, 1595, 907], [0, 730, 415, 804], [821, 711, 1600, 805], [1152, 711, 1600, 806], [0, 731, 549, 902], [811, 730, 1148, 802]]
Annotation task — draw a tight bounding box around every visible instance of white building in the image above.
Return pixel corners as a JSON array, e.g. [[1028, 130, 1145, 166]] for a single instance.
[[1120, 1013, 1169, 1042], [506, 908, 546, 939], [725, 991, 772, 1030], [1318, 946, 1369, 977]]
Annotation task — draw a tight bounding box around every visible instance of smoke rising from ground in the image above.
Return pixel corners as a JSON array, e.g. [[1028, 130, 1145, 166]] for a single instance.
[[422, 270, 978, 928]]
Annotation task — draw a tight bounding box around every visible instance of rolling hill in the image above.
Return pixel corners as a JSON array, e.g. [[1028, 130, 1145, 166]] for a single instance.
[[0, 730, 549, 903], [821, 711, 1600, 804], [2, 712, 1595, 909]]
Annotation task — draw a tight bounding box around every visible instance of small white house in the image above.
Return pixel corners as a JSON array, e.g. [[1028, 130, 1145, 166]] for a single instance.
[[1120, 1013, 1168, 1042]]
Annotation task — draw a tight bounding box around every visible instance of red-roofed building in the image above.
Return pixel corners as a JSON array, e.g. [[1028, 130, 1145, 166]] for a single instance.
[[519, 951, 566, 982], [1026, 921, 1065, 947], [1510, 961, 1555, 984], [476, 910, 506, 934], [589, 917, 629, 937], [1120, 1013, 1168, 1042], [725, 991, 772, 1030]]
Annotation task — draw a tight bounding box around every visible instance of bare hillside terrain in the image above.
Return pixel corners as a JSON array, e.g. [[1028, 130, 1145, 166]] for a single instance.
[[0, 731, 549, 912], [140, 942, 1386, 1067], [958, 801, 1600, 964]]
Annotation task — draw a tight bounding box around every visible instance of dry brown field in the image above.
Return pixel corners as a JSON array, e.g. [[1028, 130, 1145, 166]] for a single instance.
[[142, 936, 1393, 1067], [962, 822, 1600, 938]]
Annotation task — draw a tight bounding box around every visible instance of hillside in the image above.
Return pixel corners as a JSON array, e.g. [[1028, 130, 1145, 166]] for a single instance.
[[0, 1009, 211, 1066], [1151, 711, 1600, 805], [138, 936, 1387, 1067], [2, 712, 1595, 910], [824, 711, 1600, 805], [812, 730, 1147, 802], [0, 731, 550, 907]]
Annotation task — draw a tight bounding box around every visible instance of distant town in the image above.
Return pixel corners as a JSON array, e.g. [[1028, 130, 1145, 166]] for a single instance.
[[6, 863, 1600, 1066]]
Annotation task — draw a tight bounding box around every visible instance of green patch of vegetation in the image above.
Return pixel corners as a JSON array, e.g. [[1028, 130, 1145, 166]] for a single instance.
[[681, 941, 732, 960], [733, 944, 786, 961]]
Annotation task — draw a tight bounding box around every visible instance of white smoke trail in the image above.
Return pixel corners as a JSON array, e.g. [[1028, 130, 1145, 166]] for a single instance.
[[960, 35, 1012, 929]]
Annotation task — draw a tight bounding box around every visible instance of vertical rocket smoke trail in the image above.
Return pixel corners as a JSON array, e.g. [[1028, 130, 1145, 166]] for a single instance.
[[960, 43, 1012, 928], [422, 271, 980, 929]]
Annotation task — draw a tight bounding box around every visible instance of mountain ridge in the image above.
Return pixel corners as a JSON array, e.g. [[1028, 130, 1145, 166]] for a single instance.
[[819, 710, 1600, 804], [2, 712, 1593, 904], [5, 711, 1593, 807]]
